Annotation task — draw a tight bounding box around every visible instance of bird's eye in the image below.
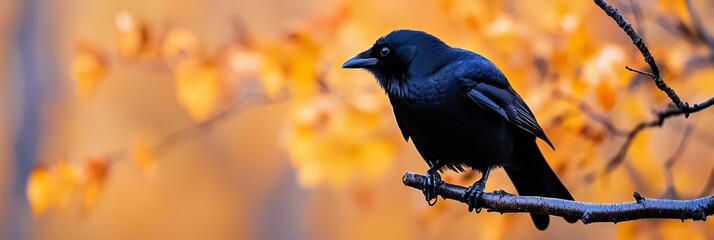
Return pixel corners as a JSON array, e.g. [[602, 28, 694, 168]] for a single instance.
[[379, 46, 390, 57]]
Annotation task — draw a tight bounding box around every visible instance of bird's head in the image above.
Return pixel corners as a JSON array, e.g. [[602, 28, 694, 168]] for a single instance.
[[342, 30, 453, 96]]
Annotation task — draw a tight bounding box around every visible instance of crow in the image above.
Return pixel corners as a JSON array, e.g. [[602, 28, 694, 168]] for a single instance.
[[342, 29, 576, 230]]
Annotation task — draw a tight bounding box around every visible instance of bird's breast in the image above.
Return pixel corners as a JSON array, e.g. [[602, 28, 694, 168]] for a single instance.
[[394, 98, 515, 171]]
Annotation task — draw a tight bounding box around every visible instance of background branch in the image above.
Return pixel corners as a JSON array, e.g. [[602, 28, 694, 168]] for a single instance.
[[595, 0, 714, 114], [684, 0, 714, 50], [661, 123, 695, 198], [106, 90, 287, 163], [585, 0, 714, 173], [402, 172, 714, 224]]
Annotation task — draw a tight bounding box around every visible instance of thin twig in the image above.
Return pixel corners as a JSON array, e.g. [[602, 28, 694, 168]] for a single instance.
[[594, 0, 714, 113], [684, 0, 714, 50], [151, 92, 280, 157], [578, 101, 629, 137], [664, 124, 695, 169], [604, 118, 660, 172], [624, 66, 655, 77], [628, 0, 645, 41], [593, 0, 714, 172], [402, 172, 714, 223], [661, 124, 695, 198], [106, 91, 287, 163]]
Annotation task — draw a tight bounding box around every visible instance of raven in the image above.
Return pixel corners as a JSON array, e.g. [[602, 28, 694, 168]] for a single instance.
[[342, 29, 575, 230]]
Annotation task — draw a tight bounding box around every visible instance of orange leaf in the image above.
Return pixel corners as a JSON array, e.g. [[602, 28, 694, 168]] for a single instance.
[[174, 60, 221, 121], [595, 80, 616, 111], [26, 160, 80, 215], [260, 59, 287, 98], [162, 28, 201, 64], [115, 12, 148, 58], [81, 157, 109, 213], [133, 137, 156, 175], [27, 166, 52, 215], [71, 48, 106, 99]]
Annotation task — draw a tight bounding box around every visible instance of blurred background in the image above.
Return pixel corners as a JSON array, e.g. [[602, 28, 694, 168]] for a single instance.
[[1, 0, 714, 239]]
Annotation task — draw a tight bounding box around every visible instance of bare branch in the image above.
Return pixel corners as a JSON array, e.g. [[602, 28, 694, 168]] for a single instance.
[[661, 124, 695, 198], [106, 91, 287, 163], [684, 0, 714, 50], [664, 124, 695, 169], [151, 92, 280, 157], [605, 117, 660, 172], [403, 172, 714, 223], [628, 0, 645, 40], [578, 101, 629, 137], [624, 66, 655, 78], [594, 0, 714, 115], [590, 0, 714, 172]]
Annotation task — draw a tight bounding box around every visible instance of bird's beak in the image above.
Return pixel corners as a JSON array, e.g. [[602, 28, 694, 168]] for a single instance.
[[342, 51, 379, 68]]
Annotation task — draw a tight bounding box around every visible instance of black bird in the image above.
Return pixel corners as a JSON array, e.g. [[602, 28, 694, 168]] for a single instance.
[[342, 29, 575, 230]]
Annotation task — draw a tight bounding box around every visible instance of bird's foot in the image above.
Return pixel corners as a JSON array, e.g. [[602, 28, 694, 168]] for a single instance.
[[422, 169, 442, 206], [464, 180, 486, 213]]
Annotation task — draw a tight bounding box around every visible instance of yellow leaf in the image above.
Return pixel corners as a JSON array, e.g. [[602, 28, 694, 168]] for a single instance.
[[263, 31, 321, 102], [133, 137, 156, 175], [260, 59, 287, 99], [162, 28, 201, 64], [27, 167, 52, 215], [284, 95, 395, 188], [226, 46, 263, 77], [81, 157, 109, 213], [115, 12, 148, 58], [174, 60, 221, 121], [71, 49, 106, 99], [26, 160, 80, 215], [595, 80, 616, 111]]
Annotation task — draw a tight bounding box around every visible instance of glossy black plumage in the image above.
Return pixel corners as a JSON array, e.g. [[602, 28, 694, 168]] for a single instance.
[[343, 29, 575, 230]]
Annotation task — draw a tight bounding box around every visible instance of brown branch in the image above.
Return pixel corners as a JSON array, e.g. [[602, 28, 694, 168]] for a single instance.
[[664, 124, 695, 169], [578, 101, 629, 137], [595, 0, 714, 114], [106, 91, 287, 163], [604, 116, 660, 172], [592, 0, 714, 172], [151, 92, 280, 157], [661, 124, 695, 198], [628, 0, 645, 41], [684, 0, 714, 50], [402, 172, 714, 223]]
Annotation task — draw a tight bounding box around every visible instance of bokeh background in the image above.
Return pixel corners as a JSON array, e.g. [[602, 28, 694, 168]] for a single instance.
[[2, 0, 714, 239]]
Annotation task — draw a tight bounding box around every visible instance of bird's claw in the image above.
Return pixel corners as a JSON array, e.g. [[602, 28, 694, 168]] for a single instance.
[[423, 170, 442, 206], [464, 180, 486, 213]]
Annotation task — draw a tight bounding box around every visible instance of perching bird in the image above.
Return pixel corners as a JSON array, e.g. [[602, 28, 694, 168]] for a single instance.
[[342, 29, 576, 230]]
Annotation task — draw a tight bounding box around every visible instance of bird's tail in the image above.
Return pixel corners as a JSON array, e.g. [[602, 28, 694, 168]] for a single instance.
[[504, 140, 577, 230]]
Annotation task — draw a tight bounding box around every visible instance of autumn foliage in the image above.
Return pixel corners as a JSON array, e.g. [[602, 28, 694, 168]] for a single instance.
[[6, 0, 714, 239]]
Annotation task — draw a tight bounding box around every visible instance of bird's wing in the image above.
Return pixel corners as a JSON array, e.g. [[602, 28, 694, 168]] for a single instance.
[[389, 97, 410, 141], [458, 57, 554, 149]]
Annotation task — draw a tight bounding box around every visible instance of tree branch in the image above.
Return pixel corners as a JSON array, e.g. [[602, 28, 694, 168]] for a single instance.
[[684, 0, 714, 50], [603, 99, 714, 172], [661, 123, 695, 198], [595, 0, 714, 115], [590, 0, 714, 172], [402, 172, 714, 223]]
